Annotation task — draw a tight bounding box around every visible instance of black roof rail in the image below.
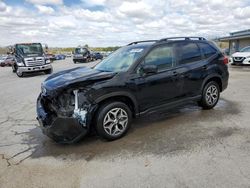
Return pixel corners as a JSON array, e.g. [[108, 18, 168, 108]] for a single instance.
[[127, 40, 158, 46], [127, 37, 206, 46], [158, 37, 206, 42]]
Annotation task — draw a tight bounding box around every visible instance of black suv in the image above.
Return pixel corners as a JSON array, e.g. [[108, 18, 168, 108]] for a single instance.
[[37, 37, 229, 143]]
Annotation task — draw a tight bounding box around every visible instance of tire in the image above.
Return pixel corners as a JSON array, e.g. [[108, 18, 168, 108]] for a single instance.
[[73, 60, 77, 64], [95, 101, 132, 141], [16, 67, 23, 77], [199, 81, 220, 109], [12, 65, 16, 73], [44, 68, 53, 74]]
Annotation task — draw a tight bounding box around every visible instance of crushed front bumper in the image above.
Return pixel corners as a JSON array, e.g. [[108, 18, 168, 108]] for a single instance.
[[36, 94, 89, 144]]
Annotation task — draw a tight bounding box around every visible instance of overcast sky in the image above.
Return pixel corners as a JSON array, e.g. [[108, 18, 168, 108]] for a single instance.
[[0, 0, 250, 47]]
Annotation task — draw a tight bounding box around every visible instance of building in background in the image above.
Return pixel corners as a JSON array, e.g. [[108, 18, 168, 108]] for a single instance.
[[218, 29, 250, 55]]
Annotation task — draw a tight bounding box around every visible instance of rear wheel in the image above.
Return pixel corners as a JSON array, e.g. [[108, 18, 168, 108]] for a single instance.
[[199, 81, 220, 109], [95, 101, 132, 141]]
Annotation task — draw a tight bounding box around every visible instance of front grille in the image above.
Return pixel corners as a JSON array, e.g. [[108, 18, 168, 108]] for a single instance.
[[25, 57, 45, 66], [233, 57, 245, 63]]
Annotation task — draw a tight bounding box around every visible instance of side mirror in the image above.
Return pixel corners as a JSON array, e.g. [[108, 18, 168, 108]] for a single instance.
[[141, 64, 158, 75]]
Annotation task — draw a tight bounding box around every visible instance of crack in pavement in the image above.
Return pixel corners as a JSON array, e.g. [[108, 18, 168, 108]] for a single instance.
[[0, 154, 11, 167], [0, 116, 37, 126], [12, 130, 30, 136], [0, 116, 10, 125], [0, 143, 22, 147], [0, 147, 34, 167]]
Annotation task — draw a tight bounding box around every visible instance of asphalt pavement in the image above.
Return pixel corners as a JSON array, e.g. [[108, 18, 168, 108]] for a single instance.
[[0, 59, 250, 188]]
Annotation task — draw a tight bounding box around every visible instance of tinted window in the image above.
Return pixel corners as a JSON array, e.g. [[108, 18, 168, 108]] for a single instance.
[[144, 45, 175, 71], [177, 42, 202, 64], [199, 42, 217, 58]]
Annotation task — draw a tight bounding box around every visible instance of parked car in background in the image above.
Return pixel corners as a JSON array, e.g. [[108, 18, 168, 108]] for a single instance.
[[230, 46, 250, 65], [0, 55, 15, 67], [91, 52, 103, 60], [37, 37, 229, 143], [222, 48, 229, 56], [55, 54, 66, 60], [45, 53, 56, 62], [65, 53, 72, 58], [100, 51, 113, 58]]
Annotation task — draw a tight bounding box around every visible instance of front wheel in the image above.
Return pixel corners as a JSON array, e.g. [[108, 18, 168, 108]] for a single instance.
[[198, 81, 220, 109], [16, 67, 23, 77], [12, 65, 16, 73], [95, 101, 132, 141]]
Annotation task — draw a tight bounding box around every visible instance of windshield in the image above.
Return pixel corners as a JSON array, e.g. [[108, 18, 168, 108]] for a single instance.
[[16, 43, 43, 55], [94, 46, 147, 72], [240, 46, 250, 52], [75, 48, 87, 54]]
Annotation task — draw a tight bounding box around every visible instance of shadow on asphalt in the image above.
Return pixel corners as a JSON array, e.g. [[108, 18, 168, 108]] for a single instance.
[[23, 98, 241, 161]]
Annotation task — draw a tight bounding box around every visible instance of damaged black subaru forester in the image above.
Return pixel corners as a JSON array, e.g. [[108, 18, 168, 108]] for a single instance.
[[37, 37, 229, 143]]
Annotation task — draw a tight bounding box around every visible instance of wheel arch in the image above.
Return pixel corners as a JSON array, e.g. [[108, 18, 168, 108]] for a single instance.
[[201, 74, 223, 93], [94, 92, 139, 118]]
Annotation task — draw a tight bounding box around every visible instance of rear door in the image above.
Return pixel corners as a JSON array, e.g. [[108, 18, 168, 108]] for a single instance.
[[175, 41, 205, 97]]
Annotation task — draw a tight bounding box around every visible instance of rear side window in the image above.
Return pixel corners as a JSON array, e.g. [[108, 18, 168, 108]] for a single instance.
[[144, 44, 175, 71], [199, 42, 217, 58], [177, 42, 202, 64]]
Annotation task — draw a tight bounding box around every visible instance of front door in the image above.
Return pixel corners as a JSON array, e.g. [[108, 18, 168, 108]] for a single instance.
[[129, 43, 184, 112]]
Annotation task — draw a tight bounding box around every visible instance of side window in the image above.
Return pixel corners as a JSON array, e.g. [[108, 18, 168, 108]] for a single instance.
[[177, 42, 202, 64], [144, 45, 175, 71], [199, 42, 217, 58]]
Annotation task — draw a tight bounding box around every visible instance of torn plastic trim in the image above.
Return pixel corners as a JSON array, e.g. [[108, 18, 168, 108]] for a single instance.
[[73, 89, 88, 127]]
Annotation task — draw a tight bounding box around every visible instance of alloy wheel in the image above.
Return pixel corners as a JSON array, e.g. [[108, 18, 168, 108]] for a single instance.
[[103, 108, 128, 136], [205, 85, 218, 106]]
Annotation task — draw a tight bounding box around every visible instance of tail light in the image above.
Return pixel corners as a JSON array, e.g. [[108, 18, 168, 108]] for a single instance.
[[223, 56, 228, 65]]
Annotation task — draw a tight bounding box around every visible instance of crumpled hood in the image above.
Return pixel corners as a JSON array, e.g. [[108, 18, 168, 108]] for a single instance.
[[232, 52, 250, 58], [43, 66, 116, 91]]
